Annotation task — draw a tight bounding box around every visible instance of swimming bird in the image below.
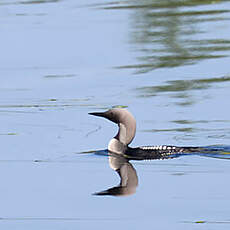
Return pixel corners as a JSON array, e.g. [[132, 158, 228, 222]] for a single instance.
[[89, 108, 203, 160]]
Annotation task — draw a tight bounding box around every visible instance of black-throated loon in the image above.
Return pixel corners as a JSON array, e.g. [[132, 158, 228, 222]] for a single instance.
[[89, 108, 203, 160]]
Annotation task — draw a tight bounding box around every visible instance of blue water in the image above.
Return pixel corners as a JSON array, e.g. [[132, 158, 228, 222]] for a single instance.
[[1, 0, 230, 229]]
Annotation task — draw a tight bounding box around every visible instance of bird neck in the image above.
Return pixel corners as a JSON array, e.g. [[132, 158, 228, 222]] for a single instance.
[[108, 121, 136, 154], [115, 123, 127, 145]]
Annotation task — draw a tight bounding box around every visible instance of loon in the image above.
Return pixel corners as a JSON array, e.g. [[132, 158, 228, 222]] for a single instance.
[[89, 108, 203, 160]]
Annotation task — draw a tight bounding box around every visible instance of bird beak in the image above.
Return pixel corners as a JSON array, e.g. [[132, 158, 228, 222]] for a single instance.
[[88, 112, 106, 118]]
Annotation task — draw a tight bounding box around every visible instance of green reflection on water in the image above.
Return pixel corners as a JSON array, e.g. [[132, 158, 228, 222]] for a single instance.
[[99, 0, 230, 73], [143, 127, 195, 132], [20, 0, 59, 4], [0, 0, 60, 6], [137, 76, 230, 94], [44, 74, 76, 78], [172, 119, 230, 124], [137, 75, 230, 105], [101, 0, 228, 9]]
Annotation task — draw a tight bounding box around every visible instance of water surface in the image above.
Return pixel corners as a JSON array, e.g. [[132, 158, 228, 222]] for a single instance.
[[1, 0, 230, 229]]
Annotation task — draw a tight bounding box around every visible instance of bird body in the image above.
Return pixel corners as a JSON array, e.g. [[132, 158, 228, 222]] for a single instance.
[[89, 108, 202, 160]]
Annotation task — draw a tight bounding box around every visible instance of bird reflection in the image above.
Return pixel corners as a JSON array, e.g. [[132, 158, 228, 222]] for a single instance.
[[93, 152, 138, 196]]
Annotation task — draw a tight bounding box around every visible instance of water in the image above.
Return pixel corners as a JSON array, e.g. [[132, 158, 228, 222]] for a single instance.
[[1, 0, 230, 229]]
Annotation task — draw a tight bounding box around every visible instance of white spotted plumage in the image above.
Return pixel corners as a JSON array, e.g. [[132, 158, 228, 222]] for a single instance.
[[140, 145, 177, 151]]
